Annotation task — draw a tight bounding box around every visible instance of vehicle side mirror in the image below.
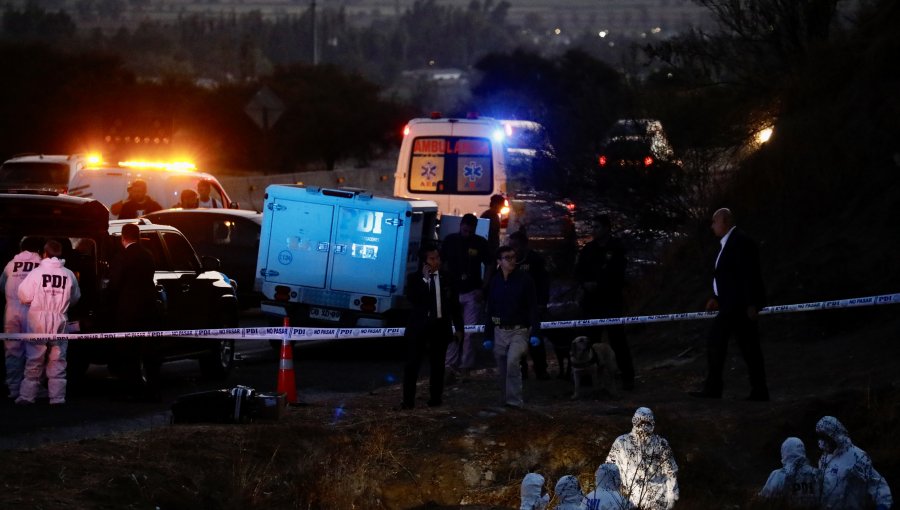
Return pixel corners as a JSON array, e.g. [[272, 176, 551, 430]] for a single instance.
[[201, 255, 221, 272]]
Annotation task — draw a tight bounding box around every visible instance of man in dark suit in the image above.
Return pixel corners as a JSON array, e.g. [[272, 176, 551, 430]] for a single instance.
[[401, 244, 464, 409], [108, 223, 161, 400], [691, 208, 769, 401]]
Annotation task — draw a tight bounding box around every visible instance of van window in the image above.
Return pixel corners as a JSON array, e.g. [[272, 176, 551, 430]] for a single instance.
[[408, 137, 493, 195], [0, 162, 70, 189]]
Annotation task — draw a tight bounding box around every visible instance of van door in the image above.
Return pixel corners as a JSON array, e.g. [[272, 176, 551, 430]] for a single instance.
[[261, 198, 334, 288], [329, 206, 401, 297]]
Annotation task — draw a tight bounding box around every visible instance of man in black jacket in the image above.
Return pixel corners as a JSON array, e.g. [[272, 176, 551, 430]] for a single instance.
[[509, 230, 551, 380], [108, 223, 161, 400], [400, 244, 464, 409], [575, 214, 634, 390], [691, 208, 769, 401]]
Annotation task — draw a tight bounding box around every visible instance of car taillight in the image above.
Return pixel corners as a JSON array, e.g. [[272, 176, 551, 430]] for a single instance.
[[566, 202, 576, 212], [360, 296, 377, 312], [598, 155, 607, 167], [643, 156, 654, 167], [274, 285, 291, 302], [402, 125, 410, 136]]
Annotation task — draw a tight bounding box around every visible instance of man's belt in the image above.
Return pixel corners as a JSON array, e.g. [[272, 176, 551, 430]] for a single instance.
[[496, 323, 528, 330]]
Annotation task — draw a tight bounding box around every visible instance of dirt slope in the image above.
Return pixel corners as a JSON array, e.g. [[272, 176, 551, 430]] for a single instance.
[[0, 304, 897, 509]]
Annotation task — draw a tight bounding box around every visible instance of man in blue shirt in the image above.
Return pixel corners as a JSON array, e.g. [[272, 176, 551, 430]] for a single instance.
[[483, 246, 540, 407]]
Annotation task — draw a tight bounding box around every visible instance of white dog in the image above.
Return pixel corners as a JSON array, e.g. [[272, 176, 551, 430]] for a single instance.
[[569, 336, 617, 399]]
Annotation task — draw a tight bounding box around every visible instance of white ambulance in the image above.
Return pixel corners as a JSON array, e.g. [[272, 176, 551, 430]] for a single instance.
[[67, 159, 236, 218], [256, 185, 438, 327], [393, 114, 508, 217]]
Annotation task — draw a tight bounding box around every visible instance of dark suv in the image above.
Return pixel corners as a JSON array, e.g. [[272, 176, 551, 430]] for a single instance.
[[0, 191, 239, 383], [597, 118, 678, 173]]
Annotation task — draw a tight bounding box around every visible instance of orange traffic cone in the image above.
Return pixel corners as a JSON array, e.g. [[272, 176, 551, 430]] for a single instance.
[[277, 316, 298, 404]]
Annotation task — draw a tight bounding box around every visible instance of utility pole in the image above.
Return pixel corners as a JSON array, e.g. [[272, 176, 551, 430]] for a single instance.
[[311, 0, 319, 65]]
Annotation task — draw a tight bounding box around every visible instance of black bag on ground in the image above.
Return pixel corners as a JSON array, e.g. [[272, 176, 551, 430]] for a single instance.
[[171, 385, 285, 424]]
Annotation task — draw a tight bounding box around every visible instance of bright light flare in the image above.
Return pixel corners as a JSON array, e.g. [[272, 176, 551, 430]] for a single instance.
[[119, 160, 197, 172], [86, 153, 102, 165], [756, 126, 774, 144]]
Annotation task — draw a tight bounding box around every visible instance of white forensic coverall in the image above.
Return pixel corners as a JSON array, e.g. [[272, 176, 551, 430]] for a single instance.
[[584, 463, 635, 510], [1, 249, 42, 398], [606, 407, 679, 510], [552, 475, 585, 510], [521, 472, 550, 510], [759, 437, 821, 508], [816, 416, 892, 510], [17, 257, 80, 404]]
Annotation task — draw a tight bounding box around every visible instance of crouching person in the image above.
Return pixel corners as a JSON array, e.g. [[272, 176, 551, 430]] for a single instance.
[[16, 240, 80, 405], [553, 475, 585, 509], [758, 437, 821, 508], [585, 463, 634, 510], [520, 472, 550, 510], [816, 416, 892, 510]]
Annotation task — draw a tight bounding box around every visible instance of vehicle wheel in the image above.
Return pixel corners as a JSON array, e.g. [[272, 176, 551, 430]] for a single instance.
[[66, 351, 91, 386], [199, 339, 234, 380], [112, 347, 162, 399], [135, 353, 162, 389]]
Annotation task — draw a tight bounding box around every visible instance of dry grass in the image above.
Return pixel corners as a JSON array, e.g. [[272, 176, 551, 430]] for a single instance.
[[1, 310, 898, 509]]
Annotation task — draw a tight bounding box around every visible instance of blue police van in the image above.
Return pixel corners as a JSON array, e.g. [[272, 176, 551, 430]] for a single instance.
[[256, 185, 438, 327]]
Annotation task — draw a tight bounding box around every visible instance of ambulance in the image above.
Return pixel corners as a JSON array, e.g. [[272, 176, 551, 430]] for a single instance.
[[393, 114, 508, 217], [256, 185, 438, 327], [67, 159, 236, 218], [393, 115, 576, 270]]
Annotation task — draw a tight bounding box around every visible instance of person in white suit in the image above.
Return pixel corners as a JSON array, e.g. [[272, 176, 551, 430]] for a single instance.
[[16, 240, 80, 405], [816, 416, 892, 510], [606, 407, 679, 510]]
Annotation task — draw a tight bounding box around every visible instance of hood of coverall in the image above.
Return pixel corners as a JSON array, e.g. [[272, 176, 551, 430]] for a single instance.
[[594, 463, 622, 491], [554, 475, 583, 504], [631, 406, 655, 439], [815, 416, 852, 455], [521, 473, 546, 508], [40, 257, 65, 269], [780, 437, 810, 473]]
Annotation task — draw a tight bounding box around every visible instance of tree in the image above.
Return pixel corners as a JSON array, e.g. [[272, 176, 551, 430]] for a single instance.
[[267, 64, 406, 170]]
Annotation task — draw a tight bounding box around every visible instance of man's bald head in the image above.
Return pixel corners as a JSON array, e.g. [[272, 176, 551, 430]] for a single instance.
[[711, 208, 734, 238]]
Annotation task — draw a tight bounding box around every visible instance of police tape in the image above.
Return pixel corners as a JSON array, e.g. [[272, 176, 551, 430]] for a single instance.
[[1, 292, 898, 343]]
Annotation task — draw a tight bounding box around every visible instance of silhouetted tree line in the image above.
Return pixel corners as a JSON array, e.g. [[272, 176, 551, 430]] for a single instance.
[[1, 0, 531, 85], [630, 0, 900, 316], [0, 43, 412, 171]]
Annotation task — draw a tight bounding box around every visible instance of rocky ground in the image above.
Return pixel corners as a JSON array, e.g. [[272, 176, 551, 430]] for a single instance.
[[0, 303, 897, 509]]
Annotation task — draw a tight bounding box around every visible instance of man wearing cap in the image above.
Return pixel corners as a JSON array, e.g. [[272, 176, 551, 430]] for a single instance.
[[112, 179, 163, 219]]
